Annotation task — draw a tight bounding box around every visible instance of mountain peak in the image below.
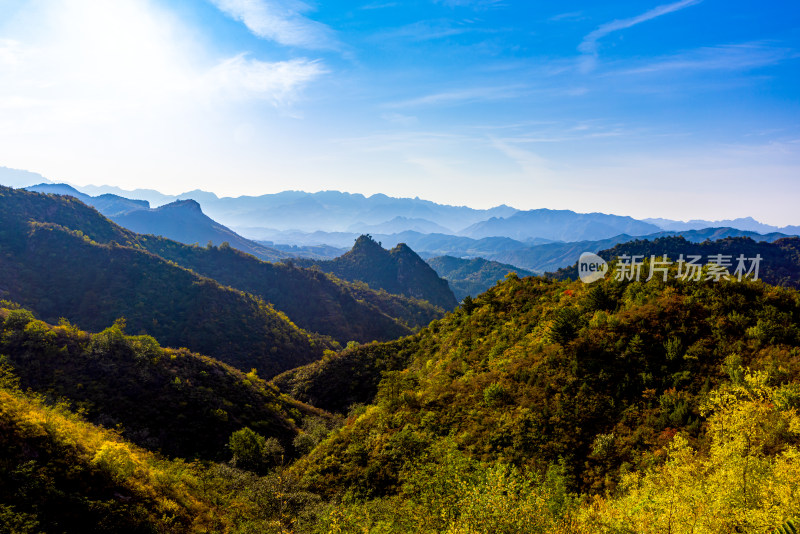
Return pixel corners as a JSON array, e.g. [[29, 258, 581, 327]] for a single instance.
[[158, 199, 203, 213], [352, 234, 384, 251]]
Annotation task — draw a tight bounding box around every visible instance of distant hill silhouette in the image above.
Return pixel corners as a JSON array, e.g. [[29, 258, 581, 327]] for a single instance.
[[27, 182, 149, 216], [460, 209, 662, 241], [0, 166, 52, 188], [645, 215, 800, 235], [112, 199, 288, 262]]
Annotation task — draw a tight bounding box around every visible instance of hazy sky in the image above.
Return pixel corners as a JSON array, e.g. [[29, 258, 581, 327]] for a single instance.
[[0, 0, 798, 224]]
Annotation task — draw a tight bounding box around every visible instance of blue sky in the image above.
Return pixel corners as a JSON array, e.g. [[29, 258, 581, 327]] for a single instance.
[[0, 0, 798, 224]]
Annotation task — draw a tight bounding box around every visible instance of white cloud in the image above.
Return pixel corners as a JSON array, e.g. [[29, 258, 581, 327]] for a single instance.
[[0, 0, 326, 127], [206, 55, 326, 105], [579, 0, 702, 69], [0, 0, 329, 194], [387, 84, 528, 108], [380, 112, 419, 125], [614, 43, 796, 75], [208, 0, 337, 50]]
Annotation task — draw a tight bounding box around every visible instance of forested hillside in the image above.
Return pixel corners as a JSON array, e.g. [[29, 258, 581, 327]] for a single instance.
[[0, 187, 328, 377], [553, 235, 800, 287], [283, 269, 800, 528], [0, 304, 331, 460], [297, 235, 458, 310], [0, 372, 327, 532], [140, 236, 442, 344], [427, 255, 535, 300], [0, 187, 442, 361]]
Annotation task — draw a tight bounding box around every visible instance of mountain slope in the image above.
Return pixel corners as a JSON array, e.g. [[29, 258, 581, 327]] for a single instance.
[[426, 256, 536, 300], [4, 187, 439, 347], [0, 186, 326, 378], [140, 237, 442, 344], [26, 183, 288, 262], [288, 273, 800, 501], [0, 372, 328, 533], [298, 235, 459, 310], [551, 235, 800, 288], [111, 199, 289, 262], [0, 305, 324, 460]]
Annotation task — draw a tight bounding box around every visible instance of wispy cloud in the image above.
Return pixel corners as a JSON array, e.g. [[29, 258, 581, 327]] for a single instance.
[[579, 0, 702, 69], [361, 2, 399, 9], [208, 0, 338, 50], [380, 112, 419, 125], [549, 11, 584, 22], [433, 0, 506, 8], [205, 55, 326, 105], [387, 84, 528, 108], [614, 43, 797, 75], [377, 19, 484, 42]]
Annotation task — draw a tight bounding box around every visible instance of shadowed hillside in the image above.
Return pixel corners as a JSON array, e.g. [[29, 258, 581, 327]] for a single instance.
[[0, 187, 327, 377], [297, 235, 459, 310], [0, 305, 328, 460]]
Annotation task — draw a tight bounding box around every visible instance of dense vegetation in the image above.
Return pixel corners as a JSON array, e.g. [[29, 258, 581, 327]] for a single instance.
[[3, 187, 800, 532], [0, 304, 331, 460], [0, 188, 447, 377], [273, 337, 420, 415], [0, 373, 334, 533], [427, 255, 535, 300], [297, 235, 459, 310], [0, 215, 325, 378], [140, 236, 442, 345], [553, 235, 800, 288], [286, 270, 800, 502]]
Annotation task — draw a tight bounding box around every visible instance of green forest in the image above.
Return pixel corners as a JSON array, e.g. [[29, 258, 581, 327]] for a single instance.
[[1, 188, 800, 532]]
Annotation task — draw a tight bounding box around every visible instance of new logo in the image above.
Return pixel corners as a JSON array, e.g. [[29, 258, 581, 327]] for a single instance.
[[578, 252, 608, 284]]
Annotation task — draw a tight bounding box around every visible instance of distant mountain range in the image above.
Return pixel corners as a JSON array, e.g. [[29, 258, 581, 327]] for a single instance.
[[264, 227, 797, 273], [0, 187, 451, 376], [460, 209, 662, 241], [644, 216, 800, 235], [3, 166, 799, 277], [26, 183, 290, 262], [76, 186, 518, 233]]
